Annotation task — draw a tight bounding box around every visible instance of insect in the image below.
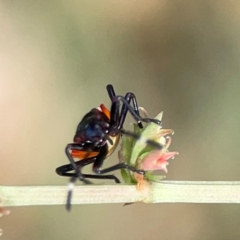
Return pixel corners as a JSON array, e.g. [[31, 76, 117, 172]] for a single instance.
[[56, 84, 163, 210]]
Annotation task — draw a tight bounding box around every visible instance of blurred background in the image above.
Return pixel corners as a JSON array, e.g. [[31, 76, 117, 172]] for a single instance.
[[1, 0, 240, 239]]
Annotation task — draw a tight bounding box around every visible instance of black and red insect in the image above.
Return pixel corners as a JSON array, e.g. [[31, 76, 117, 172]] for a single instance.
[[56, 84, 163, 210]]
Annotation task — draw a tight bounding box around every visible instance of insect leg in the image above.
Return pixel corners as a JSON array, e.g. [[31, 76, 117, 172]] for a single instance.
[[107, 85, 161, 127], [118, 92, 144, 128], [60, 152, 120, 211], [56, 158, 120, 183], [107, 85, 143, 128], [92, 142, 145, 175], [93, 129, 164, 175], [65, 144, 91, 184], [110, 96, 161, 132], [106, 84, 116, 101]]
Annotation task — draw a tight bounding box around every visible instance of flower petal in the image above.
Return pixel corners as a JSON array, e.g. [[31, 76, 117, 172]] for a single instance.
[[139, 150, 179, 172]]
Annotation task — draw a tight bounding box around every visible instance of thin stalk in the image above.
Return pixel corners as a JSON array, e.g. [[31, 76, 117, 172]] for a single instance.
[[1, 181, 240, 207]]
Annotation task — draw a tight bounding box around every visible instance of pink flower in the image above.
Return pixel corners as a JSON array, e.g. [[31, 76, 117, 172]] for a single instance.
[[138, 136, 179, 173]]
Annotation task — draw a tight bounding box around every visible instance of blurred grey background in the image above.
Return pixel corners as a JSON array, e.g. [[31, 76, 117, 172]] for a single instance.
[[1, 1, 240, 239]]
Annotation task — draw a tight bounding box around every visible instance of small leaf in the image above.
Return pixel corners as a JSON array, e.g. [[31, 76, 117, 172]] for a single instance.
[[145, 172, 166, 182]]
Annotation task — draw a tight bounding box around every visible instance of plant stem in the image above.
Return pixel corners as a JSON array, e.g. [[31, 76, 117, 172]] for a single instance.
[[1, 181, 240, 207]]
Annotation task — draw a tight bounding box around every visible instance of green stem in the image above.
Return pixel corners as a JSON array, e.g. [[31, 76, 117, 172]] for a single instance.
[[1, 181, 240, 207]]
